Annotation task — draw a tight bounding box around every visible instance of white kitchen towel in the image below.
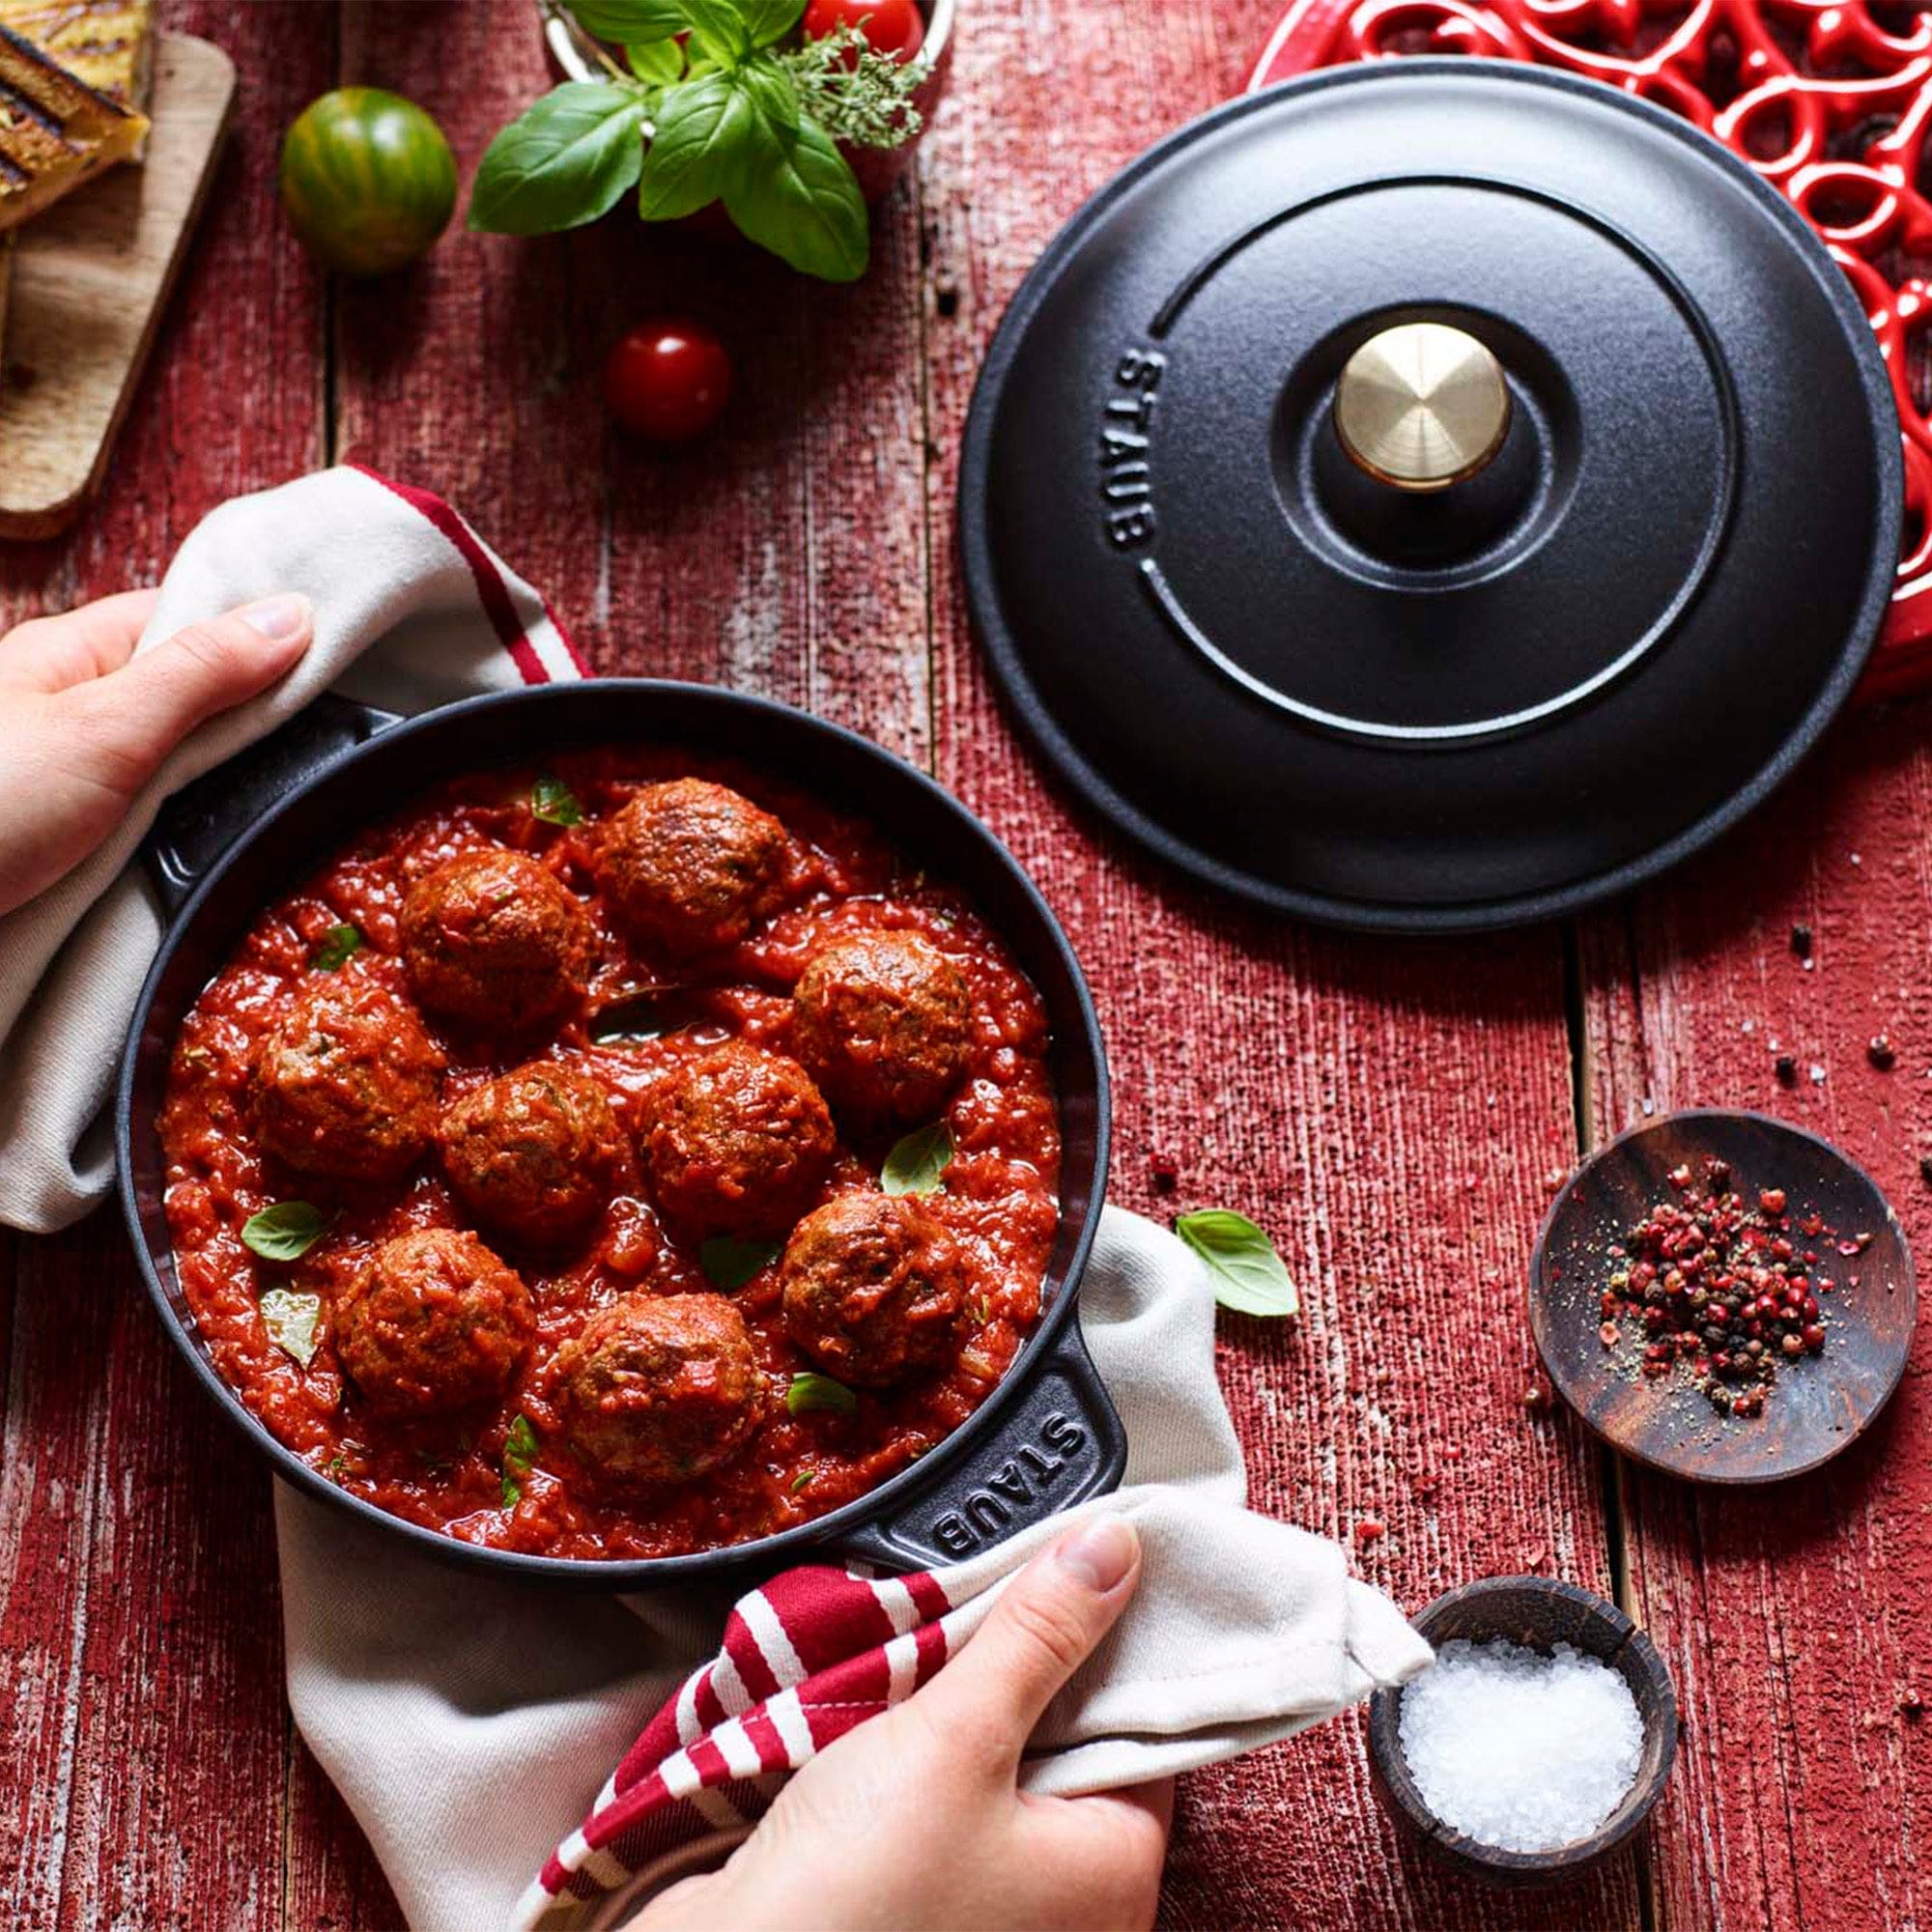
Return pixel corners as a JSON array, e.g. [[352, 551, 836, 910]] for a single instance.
[[280, 1208, 1433, 1932], [0, 465, 582, 1234]]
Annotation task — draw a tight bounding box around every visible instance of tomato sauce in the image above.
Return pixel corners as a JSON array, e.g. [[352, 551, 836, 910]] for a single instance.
[[158, 749, 1061, 1561]]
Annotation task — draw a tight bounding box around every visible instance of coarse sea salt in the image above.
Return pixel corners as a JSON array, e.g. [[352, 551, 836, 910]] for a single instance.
[[1398, 1637, 1644, 1853]]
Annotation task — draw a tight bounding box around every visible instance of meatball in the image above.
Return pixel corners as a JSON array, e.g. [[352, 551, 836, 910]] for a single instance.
[[334, 1228, 534, 1417], [791, 929, 973, 1122], [554, 1292, 760, 1485], [642, 1042, 836, 1240], [593, 779, 790, 956], [400, 848, 593, 1032], [438, 1061, 629, 1248], [254, 971, 443, 1180], [781, 1192, 968, 1386]]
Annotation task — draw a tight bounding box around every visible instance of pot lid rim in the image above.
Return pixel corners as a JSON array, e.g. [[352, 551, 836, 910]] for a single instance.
[[955, 57, 1904, 933]]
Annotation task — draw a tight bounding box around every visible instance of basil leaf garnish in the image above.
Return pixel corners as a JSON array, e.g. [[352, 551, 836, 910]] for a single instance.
[[786, 1371, 857, 1416], [1175, 1209, 1299, 1319], [469, 83, 647, 236], [676, 0, 752, 64], [501, 1412, 539, 1506], [590, 985, 702, 1041], [530, 774, 583, 826], [310, 923, 361, 972], [743, 0, 806, 47], [700, 1235, 782, 1289], [242, 1202, 329, 1263], [882, 1121, 952, 1198], [568, 0, 685, 41], [638, 71, 757, 222], [258, 1287, 323, 1368], [723, 99, 867, 282], [627, 37, 686, 83]]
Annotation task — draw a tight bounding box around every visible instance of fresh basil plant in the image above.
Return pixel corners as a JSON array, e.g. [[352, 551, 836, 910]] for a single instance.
[[469, 0, 924, 280]]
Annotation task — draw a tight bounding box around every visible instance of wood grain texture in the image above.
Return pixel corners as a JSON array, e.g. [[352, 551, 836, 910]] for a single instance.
[[0, 33, 238, 538], [1579, 698, 1932, 1932], [0, 2, 337, 1926]]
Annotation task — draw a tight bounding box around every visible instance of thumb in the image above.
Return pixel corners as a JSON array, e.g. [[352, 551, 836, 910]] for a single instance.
[[72, 593, 314, 790], [919, 1513, 1141, 1759]]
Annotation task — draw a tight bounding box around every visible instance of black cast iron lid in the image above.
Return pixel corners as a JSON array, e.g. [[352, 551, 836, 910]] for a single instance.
[[957, 61, 1902, 931]]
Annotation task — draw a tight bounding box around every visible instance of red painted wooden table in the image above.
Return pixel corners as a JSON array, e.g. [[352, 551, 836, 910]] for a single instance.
[[3, 3, 1929, 1925]]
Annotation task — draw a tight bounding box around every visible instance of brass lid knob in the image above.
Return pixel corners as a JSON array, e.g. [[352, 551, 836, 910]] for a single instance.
[[1332, 323, 1512, 494]]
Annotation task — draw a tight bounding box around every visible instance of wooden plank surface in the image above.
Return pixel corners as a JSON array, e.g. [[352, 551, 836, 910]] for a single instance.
[[3, 0, 1925, 1926], [1579, 698, 1932, 1932], [0, 3, 335, 1925]]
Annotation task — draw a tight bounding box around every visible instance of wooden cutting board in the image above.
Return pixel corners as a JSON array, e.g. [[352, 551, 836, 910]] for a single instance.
[[0, 32, 236, 540]]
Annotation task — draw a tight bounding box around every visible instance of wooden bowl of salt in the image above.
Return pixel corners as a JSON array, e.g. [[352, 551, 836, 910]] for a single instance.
[[1366, 1577, 1677, 1884]]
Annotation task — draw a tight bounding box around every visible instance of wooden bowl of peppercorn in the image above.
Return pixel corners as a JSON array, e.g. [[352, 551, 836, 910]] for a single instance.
[[1529, 1110, 1914, 1484], [1366, 1576, 1678, 1885]]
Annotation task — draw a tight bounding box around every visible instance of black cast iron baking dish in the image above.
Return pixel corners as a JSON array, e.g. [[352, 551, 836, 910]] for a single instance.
[[116, 680, 1122, 1587]]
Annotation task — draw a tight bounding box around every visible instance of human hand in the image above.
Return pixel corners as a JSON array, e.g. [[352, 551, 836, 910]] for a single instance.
[[0, 588, 314, 916], [634, 1516, 1172, 1932]]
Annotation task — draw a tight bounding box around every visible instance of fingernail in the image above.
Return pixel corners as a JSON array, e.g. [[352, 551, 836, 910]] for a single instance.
[[238, 592, 312, 643], [1054, 1516, 1137, 1595]]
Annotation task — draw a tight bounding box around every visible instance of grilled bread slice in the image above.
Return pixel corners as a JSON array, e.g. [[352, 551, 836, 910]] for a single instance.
[[0, 24, 145, 232], [0, 0, 152, 109]]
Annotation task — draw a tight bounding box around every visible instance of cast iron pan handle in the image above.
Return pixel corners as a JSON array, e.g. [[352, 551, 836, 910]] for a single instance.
[[146, 695, 404, 916], [831, 1314, 1127, 1573]]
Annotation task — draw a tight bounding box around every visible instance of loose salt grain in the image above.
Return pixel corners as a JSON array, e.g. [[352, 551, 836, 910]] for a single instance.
[[1398, 1637, 1644, 1853]]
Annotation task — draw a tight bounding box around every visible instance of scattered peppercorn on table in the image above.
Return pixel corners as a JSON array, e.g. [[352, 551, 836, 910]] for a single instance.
[[3, 2, 1929, 1927]]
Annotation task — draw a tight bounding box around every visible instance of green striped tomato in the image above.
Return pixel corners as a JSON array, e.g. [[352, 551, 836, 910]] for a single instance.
[[279, 88, 457, 277]]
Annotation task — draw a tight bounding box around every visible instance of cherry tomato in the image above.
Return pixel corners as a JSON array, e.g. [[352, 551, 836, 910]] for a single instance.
[[279, 88, 456, 278], [803, 0, 925, 62], [603, 321, 733, 444]]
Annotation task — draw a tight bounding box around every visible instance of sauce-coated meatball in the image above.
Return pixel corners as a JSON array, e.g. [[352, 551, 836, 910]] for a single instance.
[[781, 1192, 967, 1386], [334, 1228, 534, 1416], [642, 1041, 836, 1240], [593, 779, 790, 956], [791, 929, 972, 1123], [438, 1061, 628, 1247], [400, 848, 593, 1031], [554, 1291, 760, 1484], [255, 971, 443, 1180]]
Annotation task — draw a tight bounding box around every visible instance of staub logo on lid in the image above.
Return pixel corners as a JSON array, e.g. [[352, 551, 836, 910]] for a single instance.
[[1099, 348, 1166, 551], [927, 1410, 1089, 1557]]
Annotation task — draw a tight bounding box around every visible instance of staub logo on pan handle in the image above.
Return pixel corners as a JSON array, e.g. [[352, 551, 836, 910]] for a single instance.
[[870, 1357, 1118, 1565], [927, 1407, 1089, 1557]]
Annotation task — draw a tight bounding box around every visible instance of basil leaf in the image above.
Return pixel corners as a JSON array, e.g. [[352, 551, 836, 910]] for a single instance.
[[242, 1202, 328, 1263], [501, 1412, 539, 1506], [627, 37, 686, 82], [638, 72, 757, 221], [569, 0, 685, 39], [258, 1287, 323, 1368], [882, 1121, 952, 1197], [786, 1371, 857, 1416], [736, 55, 799, 132], [742, 0, 806, 50], [531, 774, 583, 826], [700, 1235, 782, 1289], [469, 83, 647, 236], [678, 0, 753, 64], [590, 985, 703, 1041], [1175, 1209, 1299, 1319], [310, 923, 361, 972], [790, 1469, 814, 1492], [724, 103, 867, 281]]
